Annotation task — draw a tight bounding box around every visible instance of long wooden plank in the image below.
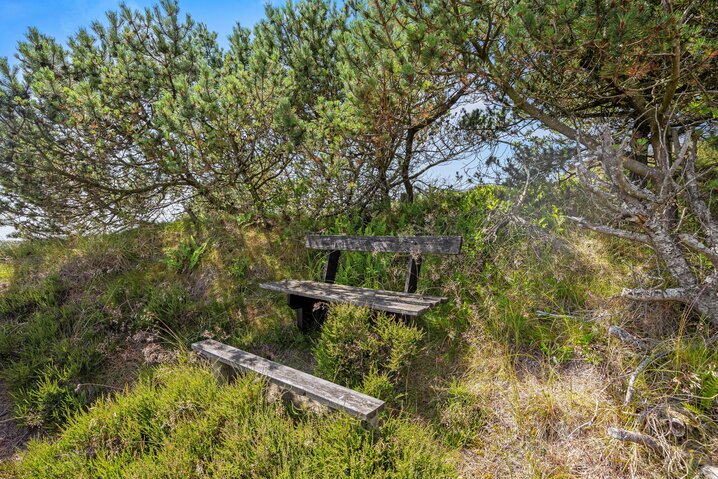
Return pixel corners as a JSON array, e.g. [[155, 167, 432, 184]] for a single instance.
[[305, 235, 462, 254], [262, 279, 446, 307], [259, 280, 446, 316], [192, 340, 384, 422]]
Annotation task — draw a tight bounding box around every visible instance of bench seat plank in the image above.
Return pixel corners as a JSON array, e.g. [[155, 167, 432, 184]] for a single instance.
[[192, 339, 384, 421], [306, 235, 462, 254], [260, 279, 446, 316]]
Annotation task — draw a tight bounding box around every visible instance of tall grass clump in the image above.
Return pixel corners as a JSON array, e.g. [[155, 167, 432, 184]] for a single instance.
[[0, 282, 104, 431], [7, 362, 457, 479]]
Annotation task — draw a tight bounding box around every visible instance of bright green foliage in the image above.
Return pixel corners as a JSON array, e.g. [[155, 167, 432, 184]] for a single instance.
[[0, 274, 104, 430], [358, 369, 396, 402], [254, 0, 347, 123], [0, 0, 715, 474], [0, 0, 495, 237], [13, 366, 83, 432], [501, 0, 718, 124], [163, 236, 208, 273], [649, 337, 718, 414], [698, 371, 718, 411], [416, 0, 718, 142], [0, 275, 62, 319], [332, 1, 481, 204], [0, 186, 714, 476], [0, 187, 628, 436], [8, 363, 457, 478], [0, 219, 315, 433], [314, 305, 424, 396]]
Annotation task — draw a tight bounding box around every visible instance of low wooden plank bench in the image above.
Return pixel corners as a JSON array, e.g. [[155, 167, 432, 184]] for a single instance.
[[192, 339, 384, 424], [260, 234, 462, 331]]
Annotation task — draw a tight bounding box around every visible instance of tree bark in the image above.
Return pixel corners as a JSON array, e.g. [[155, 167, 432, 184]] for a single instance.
[[568, 130, 718, 327], [401, 128, 416, 203]]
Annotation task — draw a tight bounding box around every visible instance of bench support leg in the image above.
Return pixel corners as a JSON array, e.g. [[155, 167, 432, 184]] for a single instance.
[[404, 255, 422, 294], [288, 294, 327, 332], [209, 360, 235, 382], [366, 414, 380, 429]]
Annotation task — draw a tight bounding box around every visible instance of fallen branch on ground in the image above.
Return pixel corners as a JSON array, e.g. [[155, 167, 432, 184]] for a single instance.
[[608, 325, 655, 351], [625, 351, 669, 405], [536, 310, 579, 320], [567, 398, 600, 439], [607, 427, 661, 452]]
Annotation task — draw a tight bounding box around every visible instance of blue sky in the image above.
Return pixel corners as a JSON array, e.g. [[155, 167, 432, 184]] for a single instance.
[[0, 0, 281, 61]]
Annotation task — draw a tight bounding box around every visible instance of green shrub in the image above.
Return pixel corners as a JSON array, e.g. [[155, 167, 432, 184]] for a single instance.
[[0, 303, 103, 432], [10, 363, 457, 478], [360, 369, 397, 402], [313, 304, 373, 386], [374, 313, 424, 374], [141, 284, 192, 331], [228, 255, 251, 293], [314, 305, 424, 393], [13, 365, 83, 432], [1, 307, 103, 384], [0, 275, 64, 319], [163, 236, 208, 273], [228, 255, 250, 280]]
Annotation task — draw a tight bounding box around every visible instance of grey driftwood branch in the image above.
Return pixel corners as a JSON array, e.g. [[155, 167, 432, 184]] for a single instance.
[[607, 427, 661, 452], [570, 128, 718, 326], [624, 351, 669, 405], [608, 325, 655, 351]]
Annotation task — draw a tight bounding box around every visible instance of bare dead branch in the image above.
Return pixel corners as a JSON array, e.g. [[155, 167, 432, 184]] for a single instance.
[[608, 325, 655, 351], [599, 132, 658, 203], [624, 351, 669, 405], [621, 288, 690, 302], [679, 234, 718, 266], [702, 465, 718, 479], [607, 427, 662, 452], [567, 216, 652, 244]]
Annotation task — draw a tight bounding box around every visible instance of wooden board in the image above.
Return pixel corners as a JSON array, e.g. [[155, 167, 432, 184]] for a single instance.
[[260, 279, 446, 316], [192, 339, 385, 422], [305, 235, 462, 254]]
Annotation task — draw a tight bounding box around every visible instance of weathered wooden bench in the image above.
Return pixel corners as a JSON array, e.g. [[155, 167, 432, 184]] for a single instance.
[[260, 234, 462, 331], [192, 339, 384, 424]]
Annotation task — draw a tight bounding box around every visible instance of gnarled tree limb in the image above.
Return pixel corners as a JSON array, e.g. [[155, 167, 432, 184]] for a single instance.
[[567, 216, 651, 244], [607, 427, 661, 452], [621, 288, 690, 302], [608, 325, 655, 352], [679, 234, 718, 267]]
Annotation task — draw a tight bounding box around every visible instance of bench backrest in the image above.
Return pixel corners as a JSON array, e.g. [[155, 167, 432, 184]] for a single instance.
[[305, 235, 462, 255], [306, 235, 462, 294]]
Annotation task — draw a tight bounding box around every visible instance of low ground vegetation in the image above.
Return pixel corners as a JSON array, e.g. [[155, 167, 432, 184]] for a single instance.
[[7, 363, 457, 478], [0, 187, 715, 477]]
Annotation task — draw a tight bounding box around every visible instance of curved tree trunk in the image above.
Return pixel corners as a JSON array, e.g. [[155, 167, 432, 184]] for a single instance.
[[569, 130, 718, 327], [401, 129, 416, 203]]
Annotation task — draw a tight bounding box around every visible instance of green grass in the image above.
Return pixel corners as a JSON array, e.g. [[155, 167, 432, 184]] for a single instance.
[[0, 186, 714, 477], [4, 362, 457, 479], [0, 263, 13, 283], [0, 222, 309, 431]]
